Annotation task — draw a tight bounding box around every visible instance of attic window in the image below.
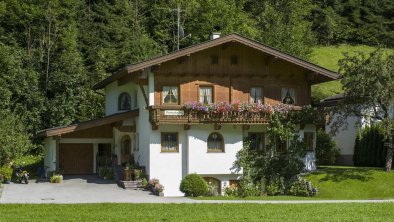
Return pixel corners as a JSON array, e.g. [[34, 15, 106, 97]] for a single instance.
[[211, 55, 219, 64], [230, 55, 238, 65]]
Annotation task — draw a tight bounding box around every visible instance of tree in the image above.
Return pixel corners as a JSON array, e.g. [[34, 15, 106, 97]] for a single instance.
[[333, 49, 394, 171], [0, 110, 32, 166]]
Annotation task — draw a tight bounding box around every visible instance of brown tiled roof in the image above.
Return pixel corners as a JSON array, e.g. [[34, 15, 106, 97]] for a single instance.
[[35, 109, 139, 138]]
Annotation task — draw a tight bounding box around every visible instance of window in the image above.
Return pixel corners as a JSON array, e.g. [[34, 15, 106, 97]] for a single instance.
[[161, 132, 178, 152], [281, 88, 296, 105], [118, 92, 131, 110], [230, 55, 238, 65], [250, 87, 263, 104], [304, 132, 315, 151], [275, 138, 287, 153], [211, 55, 219, 64], [207, 132, 224, 152], [162, 86, 179, 104], [248, 133, 265, 151], [199, 86, 213, 104]]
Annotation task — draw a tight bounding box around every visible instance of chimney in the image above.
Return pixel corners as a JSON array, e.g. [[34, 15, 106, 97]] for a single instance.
[[210, 32, 221, 40]]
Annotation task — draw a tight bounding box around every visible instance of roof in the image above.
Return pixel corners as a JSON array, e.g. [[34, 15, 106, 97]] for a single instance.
[[93, 33, 339, 90], [35, 109, 139, 138], [319, 93, 345, 107]]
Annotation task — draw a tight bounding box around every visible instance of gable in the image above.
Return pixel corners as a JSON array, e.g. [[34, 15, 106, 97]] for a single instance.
[[93, 33, 338, 90]]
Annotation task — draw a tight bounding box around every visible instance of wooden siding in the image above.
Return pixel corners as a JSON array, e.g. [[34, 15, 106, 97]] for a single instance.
[[154, 42, 311, 106], [62, 124, 113, 138]]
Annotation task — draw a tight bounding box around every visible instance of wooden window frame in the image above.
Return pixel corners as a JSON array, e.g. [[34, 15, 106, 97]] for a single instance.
[[247, 132, 265, 151], [161, 132, 179, 153], [207, 132, 225, 153], [162, 86, 180, 105], [304, 132, 315, 151], [230, 55, 238, 65], [211, 55, 219, 64], [249, 87, 264, 104], [281, 87, 297, 105], [118, 92, 131, 111], [198, 85, 214, 104]]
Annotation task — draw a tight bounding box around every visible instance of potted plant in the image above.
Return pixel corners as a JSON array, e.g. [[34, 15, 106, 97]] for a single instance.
[[0, 166, 12, 184], [123, 163, 132, 181]]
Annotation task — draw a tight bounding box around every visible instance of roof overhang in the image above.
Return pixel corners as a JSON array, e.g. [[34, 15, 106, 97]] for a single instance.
[[93, 33, 338, 90], [35, 109, 139, 138]]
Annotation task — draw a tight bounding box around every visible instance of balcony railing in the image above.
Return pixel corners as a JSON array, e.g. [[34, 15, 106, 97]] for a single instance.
[[148, 105, 271, 125]]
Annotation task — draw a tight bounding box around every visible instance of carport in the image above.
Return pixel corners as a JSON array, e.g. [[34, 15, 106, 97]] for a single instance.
[[36, 110, 138, 174]]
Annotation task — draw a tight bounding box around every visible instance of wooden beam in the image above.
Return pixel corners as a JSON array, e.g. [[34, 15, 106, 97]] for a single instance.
[[152, 124, 158, 130], [151, 64, 161, 73], [242, 125, 250, 130], [139, 84, 149, 107], [214, 124, 221, 130], [115, 125, 136, 132]]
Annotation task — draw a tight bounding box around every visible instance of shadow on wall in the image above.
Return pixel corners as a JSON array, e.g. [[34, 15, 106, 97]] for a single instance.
[[311, 167, 374, 183]]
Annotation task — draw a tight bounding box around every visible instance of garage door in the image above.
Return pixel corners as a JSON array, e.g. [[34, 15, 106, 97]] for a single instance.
[[59, 143, 93, 174]]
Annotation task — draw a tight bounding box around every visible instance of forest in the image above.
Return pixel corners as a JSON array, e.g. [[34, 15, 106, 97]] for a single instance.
[[0, 0, 393, 159]]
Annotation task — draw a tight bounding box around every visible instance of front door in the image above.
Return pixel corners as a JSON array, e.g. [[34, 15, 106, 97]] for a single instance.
[[121, 135, 132, 165]]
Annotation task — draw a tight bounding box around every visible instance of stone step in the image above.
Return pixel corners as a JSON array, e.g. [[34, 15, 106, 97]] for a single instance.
[[118, 180, 143, 189]]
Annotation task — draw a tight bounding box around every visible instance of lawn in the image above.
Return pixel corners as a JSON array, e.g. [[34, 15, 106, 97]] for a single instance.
[[309, 44, 393, 102], [1, 203, 394, 221], [196, 166, 394, 201]]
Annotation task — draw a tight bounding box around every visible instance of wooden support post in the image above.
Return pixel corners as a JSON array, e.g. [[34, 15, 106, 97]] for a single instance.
[[139, 84, 149, 107]]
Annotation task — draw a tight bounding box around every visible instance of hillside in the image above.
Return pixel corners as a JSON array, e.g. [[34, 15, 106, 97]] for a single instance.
[[310, 44, 394, 102]]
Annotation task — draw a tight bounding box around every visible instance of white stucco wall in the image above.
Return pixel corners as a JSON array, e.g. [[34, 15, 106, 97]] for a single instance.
[[104, 81, 138, 116], [187, 125, 243, 175], [327, 114, 361, 156], [43, 137, 57, 171]]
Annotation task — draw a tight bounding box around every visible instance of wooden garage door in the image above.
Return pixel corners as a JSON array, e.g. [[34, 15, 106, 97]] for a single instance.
[[59, 143, 93, 174]]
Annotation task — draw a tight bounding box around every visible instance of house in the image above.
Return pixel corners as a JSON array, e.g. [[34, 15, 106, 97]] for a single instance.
[[320, 93, 392, 165], [37, 33, 338, 196]]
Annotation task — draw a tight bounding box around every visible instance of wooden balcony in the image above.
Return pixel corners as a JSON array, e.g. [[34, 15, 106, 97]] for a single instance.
[[148, 105, 270, 128]]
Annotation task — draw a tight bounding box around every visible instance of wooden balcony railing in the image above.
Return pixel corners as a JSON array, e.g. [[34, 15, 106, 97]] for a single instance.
[[148, 105, 271, 126]]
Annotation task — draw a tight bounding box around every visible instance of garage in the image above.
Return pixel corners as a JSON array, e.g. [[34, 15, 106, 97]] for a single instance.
[[59, 143, 94, 174]]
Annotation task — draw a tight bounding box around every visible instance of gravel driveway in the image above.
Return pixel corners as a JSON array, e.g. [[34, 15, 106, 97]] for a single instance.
[[0, 175, 194, 204]]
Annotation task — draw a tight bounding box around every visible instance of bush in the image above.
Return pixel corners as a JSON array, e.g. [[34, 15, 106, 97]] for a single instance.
[[224, 184, 239, 197], [179, 174, 208, 197], [206, 182, 219, 196], [50, 174, 63, 183], [237, 180, 261, 197], [154, 183, 164, 194], [264, 177, 285, 196], [0, 166, 12, 181], [148, 178, 159, 191], [316, 130, 340, 165], [287, 176, 318, 197], [12, 155, 43, 179], [98, 167, 113, 179], [353, 125, 386, 167]]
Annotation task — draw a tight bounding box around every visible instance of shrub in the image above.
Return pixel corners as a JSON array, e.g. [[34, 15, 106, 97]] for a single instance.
[[154, 183, 164, 194], [224, 184, 239, 197], [179, 174, 208, 197], [140, 178, 148, 189], [353, 125, 386, 167], [237, 180, 261, 197], [13, 155, 43, 179], [99, 167, 113, 179], [316, 130, 340, 165], [287, 176, 318, 197], [50, 174, 63, 183], [206, 182, 219, 196], [264, 177, 285, 196], [148, 178, 159, 191], [0, 166, 12, 181]]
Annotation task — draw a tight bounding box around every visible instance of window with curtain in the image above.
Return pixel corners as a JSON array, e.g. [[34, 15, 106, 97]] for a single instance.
[[281, 88, 296, 105], [161, 132, 178, 152], [250, 87, 263, 104], [162, 86, 179, 104], [248, 133, 265, 151], [207, 132, 224, 152], [304, 132, 315, 151], [199, 86, 213, 104], [118, 92, 131, 110]]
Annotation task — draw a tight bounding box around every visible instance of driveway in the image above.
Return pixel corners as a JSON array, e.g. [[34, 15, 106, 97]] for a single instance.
[[0, 175, 194, 204]]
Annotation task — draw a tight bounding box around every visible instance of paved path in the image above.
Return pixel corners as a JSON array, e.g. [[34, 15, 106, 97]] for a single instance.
[[1, 176, 394, 204]]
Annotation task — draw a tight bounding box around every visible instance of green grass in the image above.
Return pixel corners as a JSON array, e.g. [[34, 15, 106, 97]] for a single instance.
[[305, 166, 394, 200], [1, 203, 394, 221], [196, 166, 394, 201], [309, 44, 393, 101]]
